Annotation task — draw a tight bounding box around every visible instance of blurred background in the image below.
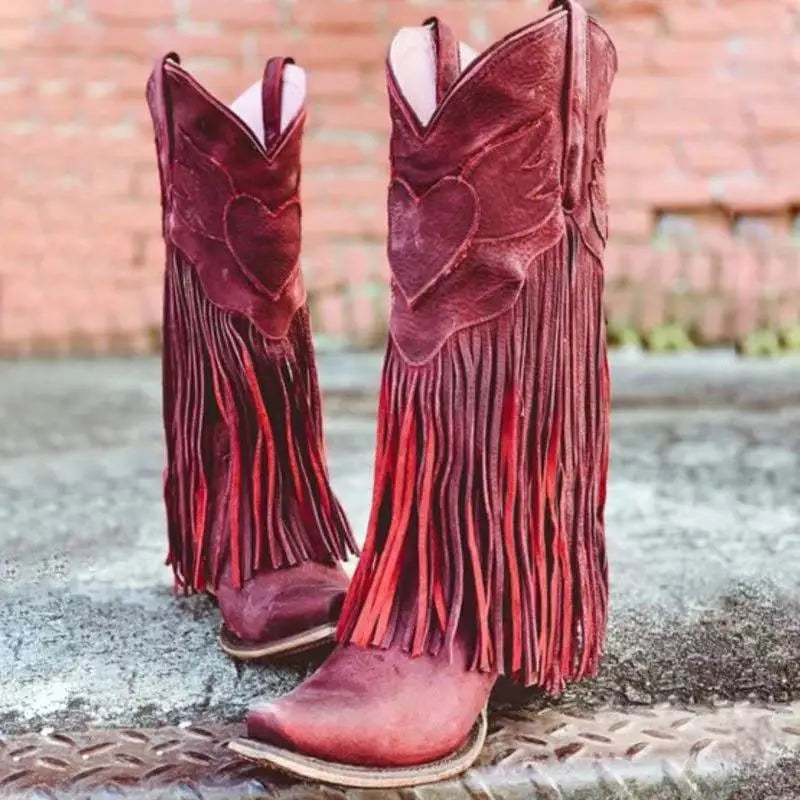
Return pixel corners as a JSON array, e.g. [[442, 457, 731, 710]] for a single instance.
[[0, 0, 798, 357], [2, 4, 800, 794]]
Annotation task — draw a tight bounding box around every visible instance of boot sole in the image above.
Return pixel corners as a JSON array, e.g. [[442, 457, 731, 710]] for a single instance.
[[218, 623, 337, 660], [227, 708, 487, 789]]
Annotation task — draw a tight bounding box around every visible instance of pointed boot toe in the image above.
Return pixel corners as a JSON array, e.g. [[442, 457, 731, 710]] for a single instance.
[[218, 563, 349, 660], [232, 642, 494, 786], [245, 703, 296, 750]]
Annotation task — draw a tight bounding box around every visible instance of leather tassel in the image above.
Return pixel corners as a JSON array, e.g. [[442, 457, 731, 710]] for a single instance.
[[149, 53, 358, 596], [162, 249, 356, 594], [338, 230, 609, 691]]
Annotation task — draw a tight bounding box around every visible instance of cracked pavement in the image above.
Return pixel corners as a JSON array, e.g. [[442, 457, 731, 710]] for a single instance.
[[0, 352, 799, 796]]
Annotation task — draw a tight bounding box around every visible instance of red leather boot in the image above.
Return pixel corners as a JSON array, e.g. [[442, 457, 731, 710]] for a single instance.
[[232, 0, 617, 786], [146, 56, 358, 659]]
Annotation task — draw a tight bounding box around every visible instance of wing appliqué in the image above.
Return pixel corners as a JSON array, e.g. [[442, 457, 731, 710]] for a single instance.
[[464, 111, 561, 241], [589, 115, 609, 244], [169, 126, 301, 301]]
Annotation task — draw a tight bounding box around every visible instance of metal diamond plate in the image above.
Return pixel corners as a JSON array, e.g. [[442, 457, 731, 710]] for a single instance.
[[1, 702, 798, 799]]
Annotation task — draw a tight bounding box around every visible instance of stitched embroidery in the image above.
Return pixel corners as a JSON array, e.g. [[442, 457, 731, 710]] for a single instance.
[[387, 176, 479, 308], [388, 113, 563, 308], [465, 111, 561, 241], [589, 115, 608, 244], [171, 127, 301, 301]]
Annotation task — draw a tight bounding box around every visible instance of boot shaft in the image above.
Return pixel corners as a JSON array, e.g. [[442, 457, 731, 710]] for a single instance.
[[385, 1, 617, 363], [146, 55, 307, 340], [339, 2, 616, 690], [145, 56, 357, 592]]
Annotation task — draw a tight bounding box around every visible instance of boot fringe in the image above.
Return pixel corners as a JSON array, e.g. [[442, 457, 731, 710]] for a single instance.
[[163, 252, 357, 593], [337, 232, 609, 691]]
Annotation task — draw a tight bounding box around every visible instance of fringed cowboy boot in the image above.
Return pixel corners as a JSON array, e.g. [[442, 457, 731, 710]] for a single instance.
[[232, 0, 616, 786], [146, 55, 358, 659]]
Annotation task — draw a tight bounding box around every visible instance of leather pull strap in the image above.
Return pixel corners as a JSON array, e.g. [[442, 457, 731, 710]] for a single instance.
[[423, 17, 461, 104], [550, 0, 588, 211], [262, 56, 294, 145], [148, 52, 180, 232]]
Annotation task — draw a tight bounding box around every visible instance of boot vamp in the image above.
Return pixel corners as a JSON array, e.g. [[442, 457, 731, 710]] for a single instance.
[[247, 642, 495, 767], [217, 562, 348, 644]]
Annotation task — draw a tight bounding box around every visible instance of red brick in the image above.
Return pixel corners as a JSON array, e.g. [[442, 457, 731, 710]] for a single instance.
[[314, 293, 347, 338], [610, 36, 651, 70], [603, 14, 661, 41], [364, 205, 389, 240], [665, 77, 740, 106], [638, 281, 667, 330], [307, 69, 362, 100], [717, 246, 761, 296], [0, 27, 35, 50], [605, 108, 631, 136], [361, 65, 392, 98], [591, 0, 662, 17], [385, 2, 478, 38], [0, 91, 40, 119], [605, 140, 676, 174], [189, 0, 278, 26], [748, 100, 800, 138], [303, 207, 371, 239], [304, 173, 387, 205], [681, 140, 752, 175], [91, 167, 135, 197], [717, 180, 798, 213], [604, 284, 638, 326], [0, 0, 52, 21], [347, 291, 384, 345], [633, 104, 717, 137], [290, 3, 382, 31], [292, 34, 388, 66], [482, 4, 551, 42], [734, 75, 798, 101], [302, 138, 369, 168], [684, 253, 715, 294], [663, 7, 726, 39], [729, 36, 793, 68], [717, 3, 794, 35], [758, 142, 800, 177], [775, 296, 800, 330], [312, 101, 389, 134], [605, 172, 642, 204], [610, 207, 653, 240], [0, 0, 795, 351], [147, 29, 248, 62], [608, 75, 664, 104], [640, 176, 713, 208], [88, 0, 178, 23], [762, 254, 797, 294], [648, 41, 726, 74], [791, 37, 800, 68]]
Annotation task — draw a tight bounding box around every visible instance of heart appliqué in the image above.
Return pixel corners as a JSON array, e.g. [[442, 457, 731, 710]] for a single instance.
[[223, 195, 301, 300], [388, 176, 479, 307], [590, 116, 609, 244]]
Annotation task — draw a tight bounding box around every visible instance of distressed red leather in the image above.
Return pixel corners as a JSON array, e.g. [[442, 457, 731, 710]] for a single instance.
[[146, 55, 357, 643], [248, 632, 494, 766], [217, 561, 349, 644], [339, 0, 617, 689], [153, 57, 306, 341], [248, 0, 617, 772]]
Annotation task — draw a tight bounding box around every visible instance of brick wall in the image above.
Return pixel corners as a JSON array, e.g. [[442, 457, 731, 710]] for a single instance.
[[1, 0, 798, 355]]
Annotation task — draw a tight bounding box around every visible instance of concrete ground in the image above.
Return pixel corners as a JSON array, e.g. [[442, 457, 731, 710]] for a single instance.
[[1, 352, 799, 797]]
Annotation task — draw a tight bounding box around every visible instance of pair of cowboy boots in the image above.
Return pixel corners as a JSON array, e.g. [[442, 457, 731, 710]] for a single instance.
[[147, 0, 616, 788]]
